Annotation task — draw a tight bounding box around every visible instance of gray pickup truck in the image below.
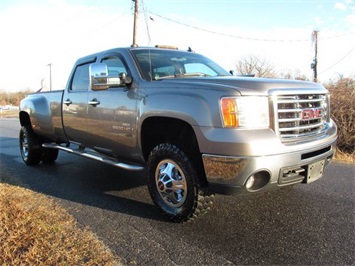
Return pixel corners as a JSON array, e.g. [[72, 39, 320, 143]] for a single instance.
[[19, 46, 337, 222]]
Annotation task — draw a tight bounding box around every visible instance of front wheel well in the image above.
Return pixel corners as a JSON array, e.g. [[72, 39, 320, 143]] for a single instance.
[[141, 117, 200, 161]]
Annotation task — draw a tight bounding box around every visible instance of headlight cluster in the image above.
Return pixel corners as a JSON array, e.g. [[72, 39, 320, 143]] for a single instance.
[[220, 97, 270, 128]]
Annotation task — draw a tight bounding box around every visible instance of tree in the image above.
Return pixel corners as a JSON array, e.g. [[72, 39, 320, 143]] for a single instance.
[[278, 68, 309, 81], [0, 89, 33, 106], [326, 75, 355, 153], [235, 54, 277, 78]]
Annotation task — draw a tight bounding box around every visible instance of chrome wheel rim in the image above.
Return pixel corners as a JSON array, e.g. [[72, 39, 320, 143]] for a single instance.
[[21, 132, 29, 158], [155, 159, 187, 208]]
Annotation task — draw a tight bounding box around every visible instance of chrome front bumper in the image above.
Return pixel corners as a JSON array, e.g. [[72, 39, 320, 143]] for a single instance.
[[202, 139, 337, 195]]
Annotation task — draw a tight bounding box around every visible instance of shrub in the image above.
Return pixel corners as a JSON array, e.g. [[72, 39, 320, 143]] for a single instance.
[[326, 76, 355, 154]]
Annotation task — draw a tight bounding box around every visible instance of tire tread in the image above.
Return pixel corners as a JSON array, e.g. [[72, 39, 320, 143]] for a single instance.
[[147, 143, 214, 223]]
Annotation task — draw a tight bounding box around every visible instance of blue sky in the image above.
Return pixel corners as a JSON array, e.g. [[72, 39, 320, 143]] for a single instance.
[[149, 0, 348, 30], [0, 0, 354, 91]]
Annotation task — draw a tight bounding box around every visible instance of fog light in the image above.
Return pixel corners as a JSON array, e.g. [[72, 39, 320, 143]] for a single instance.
[[246, 175, 255, 189], [245, 171, 271, 191]]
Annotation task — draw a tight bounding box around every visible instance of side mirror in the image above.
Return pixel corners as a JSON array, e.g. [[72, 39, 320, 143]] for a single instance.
[[119, 72, 132, 84], [90, 63, 113, 90], [90, 63, 131, 91]]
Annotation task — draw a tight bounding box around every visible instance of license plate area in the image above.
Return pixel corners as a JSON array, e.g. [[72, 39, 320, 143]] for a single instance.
[[305, 159, 325, 183]]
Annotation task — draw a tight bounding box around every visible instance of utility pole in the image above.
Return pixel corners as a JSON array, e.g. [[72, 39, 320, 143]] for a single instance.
[[132, 0, 138, 47], [47, 63, 52, 91], [311, 30, 318, 82]]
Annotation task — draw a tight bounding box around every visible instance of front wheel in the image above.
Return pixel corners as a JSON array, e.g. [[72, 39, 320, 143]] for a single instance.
[[147, 143, 214, 222], [19, 126, 42, 165]]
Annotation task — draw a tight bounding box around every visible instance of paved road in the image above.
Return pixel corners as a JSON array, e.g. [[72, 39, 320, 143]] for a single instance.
[[1, 118, 354, 265]]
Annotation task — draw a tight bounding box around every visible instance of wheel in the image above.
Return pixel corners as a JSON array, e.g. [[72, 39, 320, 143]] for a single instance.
[[19, 126, 42, 165], [147, 143, 214, 222], [41, 148, 59, 163]]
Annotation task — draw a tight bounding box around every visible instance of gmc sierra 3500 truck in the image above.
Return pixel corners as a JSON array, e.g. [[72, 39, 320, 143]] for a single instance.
[[19, 46, 337, 222]]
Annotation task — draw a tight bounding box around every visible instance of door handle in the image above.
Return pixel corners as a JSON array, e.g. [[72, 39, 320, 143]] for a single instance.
[[88, 98, 100, 107], [63, 99, 72, 106]]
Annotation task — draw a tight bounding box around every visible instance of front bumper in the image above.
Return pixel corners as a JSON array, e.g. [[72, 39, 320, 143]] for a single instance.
[[202, 138, 337, 195]]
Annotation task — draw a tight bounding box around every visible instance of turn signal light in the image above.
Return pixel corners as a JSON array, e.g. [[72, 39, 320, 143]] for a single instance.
[[220, 96, 270, 128], [221, 98, 238, 127]]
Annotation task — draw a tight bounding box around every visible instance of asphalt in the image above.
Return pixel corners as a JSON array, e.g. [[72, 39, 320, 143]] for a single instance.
[[1, 118, 354, 265]]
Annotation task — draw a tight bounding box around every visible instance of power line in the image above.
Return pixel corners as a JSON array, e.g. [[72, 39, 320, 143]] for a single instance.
[[319, 46, 355, 74], [148, 10, 354, 43], [141, 0, 152, 46], [148, 11, 308, 42]]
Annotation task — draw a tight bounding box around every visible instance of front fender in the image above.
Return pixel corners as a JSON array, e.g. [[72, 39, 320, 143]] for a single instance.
[[138, 91, 221, 127]]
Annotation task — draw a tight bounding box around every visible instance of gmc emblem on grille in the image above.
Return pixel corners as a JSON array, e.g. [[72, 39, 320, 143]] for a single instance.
[[302, 107, 324, 120]]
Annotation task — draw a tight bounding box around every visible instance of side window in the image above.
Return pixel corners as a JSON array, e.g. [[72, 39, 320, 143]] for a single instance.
[[71, 63, 90, 91], [102, 57, 128, 77]]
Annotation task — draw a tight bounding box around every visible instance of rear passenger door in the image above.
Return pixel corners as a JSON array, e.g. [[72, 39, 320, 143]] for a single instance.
[[62, 62, 91, 146]]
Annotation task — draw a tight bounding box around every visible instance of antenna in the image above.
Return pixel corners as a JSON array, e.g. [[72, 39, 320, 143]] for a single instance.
[[47, 63, 52, 91], [132, 0, 139, 47]]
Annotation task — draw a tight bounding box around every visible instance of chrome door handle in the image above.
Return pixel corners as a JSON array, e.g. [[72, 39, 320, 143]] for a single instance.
[[88, 99, 100, 106], [63, 99, 72, 106]]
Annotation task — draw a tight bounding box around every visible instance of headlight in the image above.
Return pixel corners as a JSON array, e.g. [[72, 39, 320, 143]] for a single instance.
[[220, 97, 269, 128]]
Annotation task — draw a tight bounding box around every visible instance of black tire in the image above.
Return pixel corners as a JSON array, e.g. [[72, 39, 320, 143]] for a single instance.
[[19, 126, 42, 166], [147, 143, 214, 223], [41, 148, 59, 163]]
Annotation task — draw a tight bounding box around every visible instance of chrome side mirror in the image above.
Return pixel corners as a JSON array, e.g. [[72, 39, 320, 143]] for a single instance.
[[89, 63, 121, 91]]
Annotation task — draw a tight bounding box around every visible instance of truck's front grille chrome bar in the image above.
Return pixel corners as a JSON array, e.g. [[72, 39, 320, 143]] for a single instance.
[[273, 93, 328, 143]]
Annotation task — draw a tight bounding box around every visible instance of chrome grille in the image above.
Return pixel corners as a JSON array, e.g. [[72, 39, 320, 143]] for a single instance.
[[275, 94, 328, 142]]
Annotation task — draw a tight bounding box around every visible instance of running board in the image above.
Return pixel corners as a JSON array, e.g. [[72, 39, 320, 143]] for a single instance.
[[42, 143, 144, 171]]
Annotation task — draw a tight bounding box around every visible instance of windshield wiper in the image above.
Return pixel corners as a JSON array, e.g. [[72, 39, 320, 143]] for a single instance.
[[176, 72, 212, 78], [154, 75, 176, 80], [155, 73, 212, 80]]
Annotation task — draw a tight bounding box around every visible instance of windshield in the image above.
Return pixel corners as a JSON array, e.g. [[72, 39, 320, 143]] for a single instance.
[[131, 49, 230, 81]]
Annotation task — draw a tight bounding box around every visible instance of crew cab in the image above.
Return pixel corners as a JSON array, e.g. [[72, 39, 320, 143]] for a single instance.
[[19, 46, 337, 222]]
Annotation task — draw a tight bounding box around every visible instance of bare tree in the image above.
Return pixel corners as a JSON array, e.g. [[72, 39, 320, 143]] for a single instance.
[[0, 89, 33, 106], [279, 68, 309, 81], [235, 55, 277, 78]]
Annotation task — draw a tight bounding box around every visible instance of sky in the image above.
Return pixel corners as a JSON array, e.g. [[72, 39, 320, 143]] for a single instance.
[[0, 0, 354, 92]]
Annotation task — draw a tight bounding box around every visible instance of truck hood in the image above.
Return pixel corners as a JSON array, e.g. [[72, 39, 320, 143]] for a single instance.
[[156, 76, 327, 96]]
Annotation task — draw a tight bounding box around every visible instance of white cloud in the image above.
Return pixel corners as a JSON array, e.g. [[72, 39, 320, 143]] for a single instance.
[[314, 17, 324, 26], [334, 2, 347, 11], [345, 14, 355, 24]]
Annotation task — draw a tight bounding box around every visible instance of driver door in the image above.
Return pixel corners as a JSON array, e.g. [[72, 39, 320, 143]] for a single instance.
[[86, 54, 139, 159]]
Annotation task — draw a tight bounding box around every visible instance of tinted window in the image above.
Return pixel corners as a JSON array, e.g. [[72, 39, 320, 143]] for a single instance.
[[71, 64, 90, 91]]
